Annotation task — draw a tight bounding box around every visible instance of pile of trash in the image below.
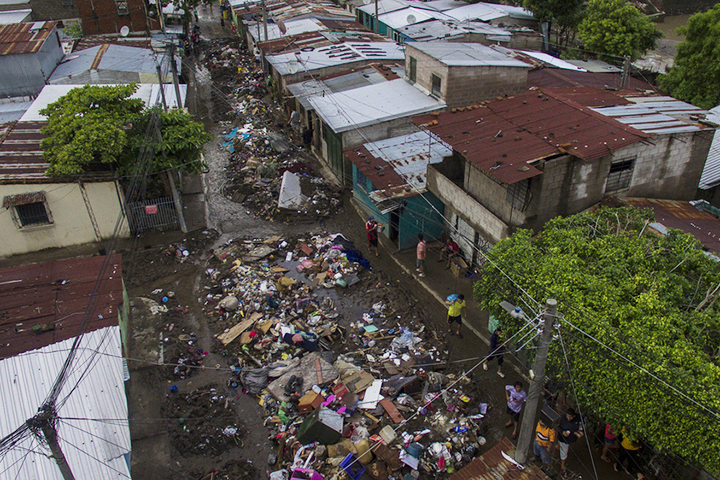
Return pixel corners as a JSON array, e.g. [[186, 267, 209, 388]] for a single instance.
[[221, 124, 342, 221], [194, 233, 497, 478]]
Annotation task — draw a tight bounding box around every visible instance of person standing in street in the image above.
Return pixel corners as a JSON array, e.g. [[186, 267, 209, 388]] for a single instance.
[[416, 234, 427, 277], [615, 427, 642, 475], [445, 294, 466, 337], [505, 381, 527, 439], [557, 408, 584, 474], [533, 418, 556, 466], [289, 110, 301, 134], [365, 216, 379, 257], [483, 327, 506, 378], [600, 423, 618, 463]]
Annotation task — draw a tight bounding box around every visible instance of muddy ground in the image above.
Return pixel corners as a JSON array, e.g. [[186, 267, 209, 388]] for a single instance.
[[126, 9, 522, 480]]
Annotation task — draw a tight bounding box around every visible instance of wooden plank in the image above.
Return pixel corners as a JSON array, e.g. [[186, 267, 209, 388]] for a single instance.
[[379, 398, 404, 424], [217, 312, 263, 345]]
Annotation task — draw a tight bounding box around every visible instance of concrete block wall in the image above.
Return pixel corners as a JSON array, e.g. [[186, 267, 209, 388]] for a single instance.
[[464, 162, 517, 225], [77, 0, 151, 35], [445, 65, 527, 108], [30, 0, 79, 21], [405, 46, 448, 98], [428, 165, 509, 243], [624, 132, 712, 200], [342, 117, 420, 150]]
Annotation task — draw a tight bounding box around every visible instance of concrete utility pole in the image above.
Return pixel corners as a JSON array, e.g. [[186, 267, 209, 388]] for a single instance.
[[156, 64, 168, 111], [168, 43, 183, 110], [261, 0, 268, 42], [514, 298, 557, 465], [621, 55, 631, 89], [28, 405, 75, 480], [374, 0, 379, 33]]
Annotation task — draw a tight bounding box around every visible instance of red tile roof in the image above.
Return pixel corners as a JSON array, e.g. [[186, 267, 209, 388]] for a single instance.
[[413, 88, 649, 185], [0, 21, 57, 56], [0, 255, 123, 359]]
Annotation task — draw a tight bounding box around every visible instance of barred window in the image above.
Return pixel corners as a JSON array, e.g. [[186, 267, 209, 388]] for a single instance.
[[431, 74, 441, 98], [606, 157, 635, 193], [16, 202, 51, 227]]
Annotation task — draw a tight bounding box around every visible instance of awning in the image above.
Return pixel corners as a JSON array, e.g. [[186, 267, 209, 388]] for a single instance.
[[3, 191, 46, 208]]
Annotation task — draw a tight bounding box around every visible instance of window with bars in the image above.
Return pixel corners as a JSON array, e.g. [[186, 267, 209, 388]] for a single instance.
[[15, 202, 52, 227], [507, 179, 530, 211], [116, 0, 129, 15], [431, 74, 441, 98], [605, 157, 635, 193]]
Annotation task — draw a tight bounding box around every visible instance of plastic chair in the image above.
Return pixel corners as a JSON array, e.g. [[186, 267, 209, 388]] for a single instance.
[[339, 453, 366, 480]]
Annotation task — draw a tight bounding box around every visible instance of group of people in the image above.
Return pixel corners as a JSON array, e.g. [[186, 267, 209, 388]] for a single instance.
[[531, 410, 645, 478]]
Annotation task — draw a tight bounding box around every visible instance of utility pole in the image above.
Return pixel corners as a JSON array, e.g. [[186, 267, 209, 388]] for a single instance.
[[514, 299, 557, 465], [621, 55, 630, 89], [28, 405, 75, 480], [261, 0, 268, 42], [156, 64, 168, 111], [168, 43, 183, 110], [374, 0, 379, 33]]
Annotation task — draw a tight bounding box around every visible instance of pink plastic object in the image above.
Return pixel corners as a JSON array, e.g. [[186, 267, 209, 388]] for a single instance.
[[337, 406, 347, 415], [321, 395, 336, 406], [291, 469, 323, 480]]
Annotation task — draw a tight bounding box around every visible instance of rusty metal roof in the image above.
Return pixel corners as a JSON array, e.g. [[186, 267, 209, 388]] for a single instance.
[[344, 131, 452, 200], [527, 69, 656, 92], [450, 438, 550, 480], [258, 29, 389, 55], [413, 88, 648, 185], [0, 254, 123, 359], [615, 198, 720, 255], [0, 21, 56, 56], [0, 121, 50, 183]]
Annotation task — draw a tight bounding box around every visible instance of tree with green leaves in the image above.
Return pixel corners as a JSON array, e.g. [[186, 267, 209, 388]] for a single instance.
[[577, 0, 662, 61], [40, 84, 211, 177], [523, 0, 584, 48], [473, 207, 720, 473], [658, 5, 720, 110]]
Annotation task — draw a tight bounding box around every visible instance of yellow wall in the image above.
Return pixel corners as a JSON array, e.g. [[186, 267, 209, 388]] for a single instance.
[[0, 181, 130, 257]]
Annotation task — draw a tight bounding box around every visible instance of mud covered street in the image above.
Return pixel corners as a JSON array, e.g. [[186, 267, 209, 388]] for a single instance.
[[125, 8, 533, 480]]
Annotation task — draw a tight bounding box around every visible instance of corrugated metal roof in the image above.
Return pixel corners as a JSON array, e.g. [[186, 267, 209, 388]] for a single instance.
[[0, 9, 32, 25], [20, 83, 187, 122], [0, 120, 51, 182], [527, 68, 655, 92], [699, 106, 720, 190], [267, 41, 405, 76], [407, 42, 530, 68], [258, 30, 388, 55], [413, 88, 648, 184], [591, 97, 710, 135], [615, 197, 720, 254], [0, 21, 56, 55], [444, 2, 534, 22], [309, 78, 445, 133], [286, 64, 402, 110], [50, 44, 164, 83], [398, 19, 512, 42], [450, 438, 550, 480], [344, 130, 452, 198], [0, 325, 132, 480], [379, 7, 455, 30], [0, 100, 32, 123], [0, 254, 123, 359]]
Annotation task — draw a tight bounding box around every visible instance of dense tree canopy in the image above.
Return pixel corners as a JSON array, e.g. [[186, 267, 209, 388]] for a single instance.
[[658, 4, 720, 110], [523, 0, 584, 48], [40, 84, 211, 177], [577, 0, 662, 61], [473, 207, 720, 472]]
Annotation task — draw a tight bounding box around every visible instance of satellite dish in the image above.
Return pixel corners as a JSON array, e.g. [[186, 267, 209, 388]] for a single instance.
[[362, 0, 372, 4], [120, 25, 130, 37], [406, 14, 417, 24], [287, 60, 299, 74]]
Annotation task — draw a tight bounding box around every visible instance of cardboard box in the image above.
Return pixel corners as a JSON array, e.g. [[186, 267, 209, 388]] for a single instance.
[[298, 391, 324, 413], [450, 257, 468, 278]]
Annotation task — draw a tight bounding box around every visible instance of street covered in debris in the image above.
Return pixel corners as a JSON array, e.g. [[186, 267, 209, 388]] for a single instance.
[[122, 10, 533, 480]]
